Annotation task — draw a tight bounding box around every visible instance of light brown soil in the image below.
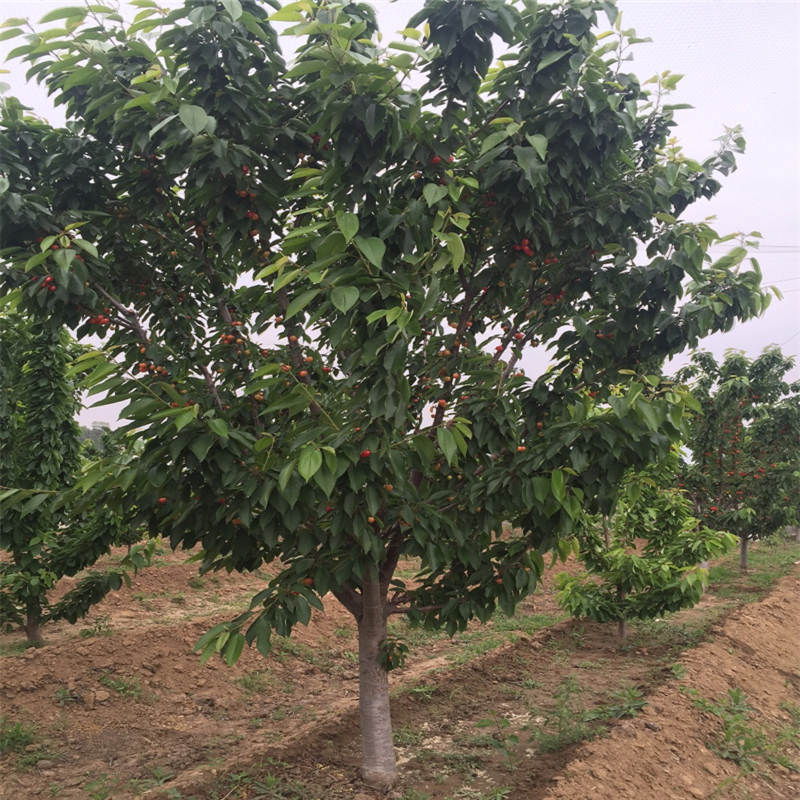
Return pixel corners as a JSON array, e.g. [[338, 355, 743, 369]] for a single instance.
[[542, 573, 800, 800], [0, 544, 797, 800]]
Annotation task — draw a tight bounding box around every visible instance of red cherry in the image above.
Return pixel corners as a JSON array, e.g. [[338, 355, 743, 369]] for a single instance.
[[430, 156, 441, 165], [242, 165, 249, 174], [360, 449, 371, 458], [158, 497, 167, 505]]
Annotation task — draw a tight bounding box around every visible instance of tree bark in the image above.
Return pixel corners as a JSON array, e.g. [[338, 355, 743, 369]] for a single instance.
[[739, 534, 749, 573], [617, 587, 627, 643], [23, 609, 44, 645], [357, 567, 396, 789]]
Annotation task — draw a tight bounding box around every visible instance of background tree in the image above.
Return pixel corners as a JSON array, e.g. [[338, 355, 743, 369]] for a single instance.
[[556, 449, 737, 642], [0, 0, 770, 785], [676, 348, 800, 571], [0, 315, 150, 643]]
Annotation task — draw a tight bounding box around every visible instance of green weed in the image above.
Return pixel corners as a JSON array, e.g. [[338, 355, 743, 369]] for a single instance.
[[0, 716, 37, 753], [475, 712, 519, 767], [53, 687, 80, 706], [98, 672, 142, 700], [78, 615, 111, 638], [587, 686, 648, 720], [526, 676, 599, 753], [394, 726, 424, 746], [694, 688, 799, 772], [237, 671, 272, 695]]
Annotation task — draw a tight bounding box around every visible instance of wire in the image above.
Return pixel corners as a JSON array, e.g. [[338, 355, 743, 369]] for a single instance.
[[780, 331, 799, 347]]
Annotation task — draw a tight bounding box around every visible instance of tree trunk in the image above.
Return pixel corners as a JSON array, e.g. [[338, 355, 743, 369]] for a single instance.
[[617, 587, 627, 643], [23, 609, 44, 645], [739, 534, 749, 573], [357, 568, 396, 789]]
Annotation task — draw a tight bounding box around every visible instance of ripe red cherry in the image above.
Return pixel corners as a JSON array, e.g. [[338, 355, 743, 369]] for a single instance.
[[158, 497, 167, 504], [430, 155, 441, 165], [242, 165, 249, 174], [360, 449, 371, 458]]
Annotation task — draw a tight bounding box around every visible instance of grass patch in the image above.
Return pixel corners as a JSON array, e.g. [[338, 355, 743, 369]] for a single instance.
[[0, 716, 37, 754], [688, 687, 799, 774], [707, 537, 800, 602], [526, 676, 603, 753], [387, 618, 446, 649], [447, 633, 506, 665], [490, 610, 563, 635], [394, 726, 424, 746], [98, 672, 142, 700], [0, 641, 31, 657]]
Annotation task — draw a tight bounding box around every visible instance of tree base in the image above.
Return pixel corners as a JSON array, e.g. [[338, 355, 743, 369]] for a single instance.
[[361, 767, 397, 790]]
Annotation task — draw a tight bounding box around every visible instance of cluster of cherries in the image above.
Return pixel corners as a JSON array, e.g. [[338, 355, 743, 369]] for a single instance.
[[542, 289, 565, 307], [512, 238, 534, 257], [32, 275, 57, 293]]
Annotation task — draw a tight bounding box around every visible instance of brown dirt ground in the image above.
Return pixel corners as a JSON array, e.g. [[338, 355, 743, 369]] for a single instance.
[[541, 572, 800, 800], [0, 543, 797, 800]]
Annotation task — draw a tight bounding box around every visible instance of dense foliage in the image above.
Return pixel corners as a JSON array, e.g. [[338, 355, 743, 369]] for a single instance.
[[0, 0, 770, 783], [0, 316, 150, 642], [556, 450, 736, 640], [676, 348, 800, 570]]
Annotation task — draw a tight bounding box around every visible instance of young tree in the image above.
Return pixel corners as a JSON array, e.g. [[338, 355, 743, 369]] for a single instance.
[[556, 450, 737, 642], [676, 348, 800, 571], [0, 316, 150, 642], [0, 0, 770, 785]]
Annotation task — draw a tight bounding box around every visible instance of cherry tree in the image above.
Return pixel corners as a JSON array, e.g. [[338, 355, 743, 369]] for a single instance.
[[0, 0, 770, 785]]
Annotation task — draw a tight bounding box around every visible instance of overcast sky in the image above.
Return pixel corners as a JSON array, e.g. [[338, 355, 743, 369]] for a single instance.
[[2, 1, 798, 426]]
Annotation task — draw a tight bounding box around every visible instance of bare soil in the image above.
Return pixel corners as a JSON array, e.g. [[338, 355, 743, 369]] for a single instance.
[[1, 540, 797, 800]]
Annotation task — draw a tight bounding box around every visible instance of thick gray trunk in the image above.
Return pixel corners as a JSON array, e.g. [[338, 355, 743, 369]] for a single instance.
[[739, 534, 749, 573], [357, 568, 396, 789]]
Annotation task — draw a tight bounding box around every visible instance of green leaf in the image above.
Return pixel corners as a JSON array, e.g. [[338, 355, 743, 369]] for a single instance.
[[179, 104, 209, 135], [175, 410, 195, 431], [224, 632, 245, 666], [39, 7, 87, 23], [278, 459, 297, 491], [190, 434, 214, 462], [412, 435, 435, 463], [437, 427, 458, 465], [479, 129, 510, 155], [285, 289, 319, 320], [298, 448, 322, 481], [208, 419, 229, 438], [73, 239, 98, 258], [536, 50, 569, 73], [446, 233, 465, 270], [527, 134, 548, 161], [423, 183, 448, 207], [331, 286, 359, 313], [335, 211, 359, 243], [354, 236, 385, 268], [220, 0, 243, 20], [551, 470, 566, 502]]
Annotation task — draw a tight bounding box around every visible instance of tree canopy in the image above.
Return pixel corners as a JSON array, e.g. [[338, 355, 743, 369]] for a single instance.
[[676, 348, 800, 570]]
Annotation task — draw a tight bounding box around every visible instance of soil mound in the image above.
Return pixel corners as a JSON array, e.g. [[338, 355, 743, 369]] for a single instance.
[[542, 573, 800, 800]]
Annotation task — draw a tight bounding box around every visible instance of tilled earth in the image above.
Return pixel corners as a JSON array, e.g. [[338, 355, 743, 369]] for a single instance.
[[0, 543, 797, 800]]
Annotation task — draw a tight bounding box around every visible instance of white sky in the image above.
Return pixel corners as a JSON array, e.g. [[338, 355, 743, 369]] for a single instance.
[[1, 1, 798, 426]]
